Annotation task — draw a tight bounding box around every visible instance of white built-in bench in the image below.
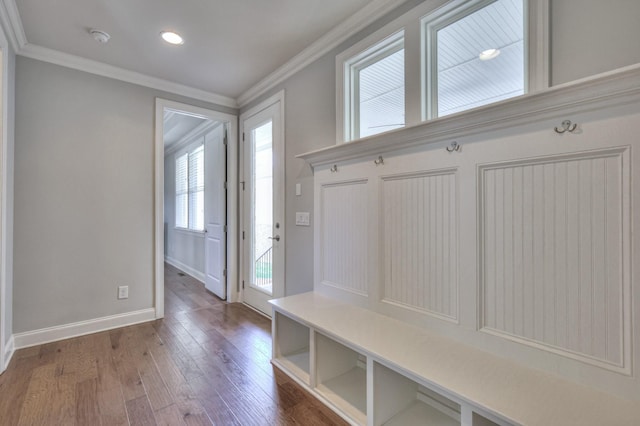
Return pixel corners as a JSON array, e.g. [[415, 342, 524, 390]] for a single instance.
[[270, 292, 639, 426]]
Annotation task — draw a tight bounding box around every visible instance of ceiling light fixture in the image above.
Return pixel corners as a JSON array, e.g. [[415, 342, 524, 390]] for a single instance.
[[161, 31, 184, 45], [479, 48, 500, 61], [89, 29, 110, 44]]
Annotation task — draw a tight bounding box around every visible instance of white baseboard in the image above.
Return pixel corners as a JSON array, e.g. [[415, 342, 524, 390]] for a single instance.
[[3, 335, 14, 370], [13, 308, 156, 350], [164, 256, 205, 283]]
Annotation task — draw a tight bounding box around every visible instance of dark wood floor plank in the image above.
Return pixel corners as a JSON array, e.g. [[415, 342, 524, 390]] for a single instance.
[[0, 263, 347, 426]]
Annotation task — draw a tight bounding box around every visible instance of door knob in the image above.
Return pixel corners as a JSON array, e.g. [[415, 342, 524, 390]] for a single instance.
[[269, 235, 280, 242]]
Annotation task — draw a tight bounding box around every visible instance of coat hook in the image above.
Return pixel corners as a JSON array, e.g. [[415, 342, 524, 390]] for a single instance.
[[446, 141, 461, 153], [374, 155, 384, 166], [330, 164, 338, 173], [554, 120, 578, 134]]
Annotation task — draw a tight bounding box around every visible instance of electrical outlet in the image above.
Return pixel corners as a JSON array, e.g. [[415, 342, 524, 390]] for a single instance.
[[118, 285, 129, 300]]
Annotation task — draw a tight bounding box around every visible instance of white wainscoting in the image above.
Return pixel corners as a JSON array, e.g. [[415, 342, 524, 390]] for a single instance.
[[478, 147, 630, 373], [319, 179, 370, 297], [380, 169, 459, 321]]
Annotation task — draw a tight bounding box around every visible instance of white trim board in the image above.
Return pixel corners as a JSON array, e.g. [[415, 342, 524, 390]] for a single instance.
[[0, 11, 13, 374], [299, 62, 640, 167], [13, 308, 156, 350], [164, 256, 205, 283], [3, 335, 13, 370]]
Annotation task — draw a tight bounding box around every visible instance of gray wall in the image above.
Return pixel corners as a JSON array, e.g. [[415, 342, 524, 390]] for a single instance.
[[241, 0, 640, 297], [164, 147, 205, 276], [550, 0, 640, 85], [13, 57, 235, 333], [240, 0, 426, 297]]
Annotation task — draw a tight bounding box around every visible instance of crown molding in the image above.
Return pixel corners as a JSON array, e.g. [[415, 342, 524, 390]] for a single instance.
[[236, 0, 410, 107], [0, 0, 410, 110], [0, 0, 22, 50], [19, 43, 238, 108]]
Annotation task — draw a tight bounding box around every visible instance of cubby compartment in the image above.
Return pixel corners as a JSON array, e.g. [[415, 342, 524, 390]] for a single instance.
[[273, 312, 310, 383], [315, 332, 367, 424], [373, 362, 460, 426]]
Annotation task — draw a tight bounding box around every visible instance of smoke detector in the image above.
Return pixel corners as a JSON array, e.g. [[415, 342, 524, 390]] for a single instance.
[[90, 29, 111, 44]]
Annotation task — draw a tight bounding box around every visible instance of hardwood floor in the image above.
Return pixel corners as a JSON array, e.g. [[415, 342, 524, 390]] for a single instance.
[[0, 263, 347, 425]]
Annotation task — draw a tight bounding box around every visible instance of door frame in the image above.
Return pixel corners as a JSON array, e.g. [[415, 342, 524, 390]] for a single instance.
[[239, 90, 286, 314], [0, 25, 13, 373], [154, 99, 239, 319]]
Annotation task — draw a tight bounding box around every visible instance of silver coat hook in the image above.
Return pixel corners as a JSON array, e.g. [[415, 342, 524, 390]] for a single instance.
[[374, 155, 384, 166], [446, 141, 461, 153], [330, 164, 338, 173], [554, 120, 578, 134]]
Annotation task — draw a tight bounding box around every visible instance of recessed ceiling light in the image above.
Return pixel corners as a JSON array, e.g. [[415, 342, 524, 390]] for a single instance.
[[89, 29, 110, 44], [479, 48, 500, 61], [161, 31, 184, 45]]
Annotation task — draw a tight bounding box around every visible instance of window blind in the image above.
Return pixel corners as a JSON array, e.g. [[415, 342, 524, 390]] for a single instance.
[[175, 152, 189, 229], [175, 145, 204, 231]]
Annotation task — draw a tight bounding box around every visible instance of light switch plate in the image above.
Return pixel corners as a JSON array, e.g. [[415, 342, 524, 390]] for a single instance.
[[295, 212, 310, 226], [295, 183, 301, 196]]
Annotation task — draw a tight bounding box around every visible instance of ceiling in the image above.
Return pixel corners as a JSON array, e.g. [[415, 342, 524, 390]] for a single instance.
[[11, 0, 376, 102]]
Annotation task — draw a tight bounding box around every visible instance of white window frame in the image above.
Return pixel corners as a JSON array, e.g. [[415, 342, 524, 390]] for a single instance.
[[175, 143, 205, 232], [335, 0, 549, 144]]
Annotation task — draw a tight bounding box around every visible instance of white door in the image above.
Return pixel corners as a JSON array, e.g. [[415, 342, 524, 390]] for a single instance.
[[204, 124, 227, 298], [241, 95, 285, 315]]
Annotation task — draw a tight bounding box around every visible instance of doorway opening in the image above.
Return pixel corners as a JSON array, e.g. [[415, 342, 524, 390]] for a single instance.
[[154, 99, 238, 318]]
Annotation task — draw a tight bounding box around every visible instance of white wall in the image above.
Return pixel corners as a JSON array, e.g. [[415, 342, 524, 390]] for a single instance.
[[13, 57, 235, 333], [164, 141, 205, 279], [241, 0, 640, 297]]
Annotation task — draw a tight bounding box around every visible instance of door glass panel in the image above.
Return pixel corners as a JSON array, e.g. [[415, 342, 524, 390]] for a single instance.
[[251, 120, 273, 295]]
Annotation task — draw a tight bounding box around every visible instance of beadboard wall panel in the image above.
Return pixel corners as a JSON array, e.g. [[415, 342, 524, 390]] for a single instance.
[[380, 169, 458, 321], [478, 147, 630, 372], [320, 179, 369, 296]]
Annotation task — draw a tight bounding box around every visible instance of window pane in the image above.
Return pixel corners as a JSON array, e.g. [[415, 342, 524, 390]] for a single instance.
[[358, 48, 405, 138], [436, 0, 524, 117], [175, 194, 188, 228], [188, 145, 204, 231], [175, 153, 188, 194], [190, 189, 204, 231], [175, 153, 188, 228]]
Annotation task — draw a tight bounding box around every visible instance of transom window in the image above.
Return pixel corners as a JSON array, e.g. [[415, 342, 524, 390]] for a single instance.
[[343, 31, 405, 141], [426, 0, 525, 118], [175, 145, 204, 231], [337, 0, 537, 143]]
